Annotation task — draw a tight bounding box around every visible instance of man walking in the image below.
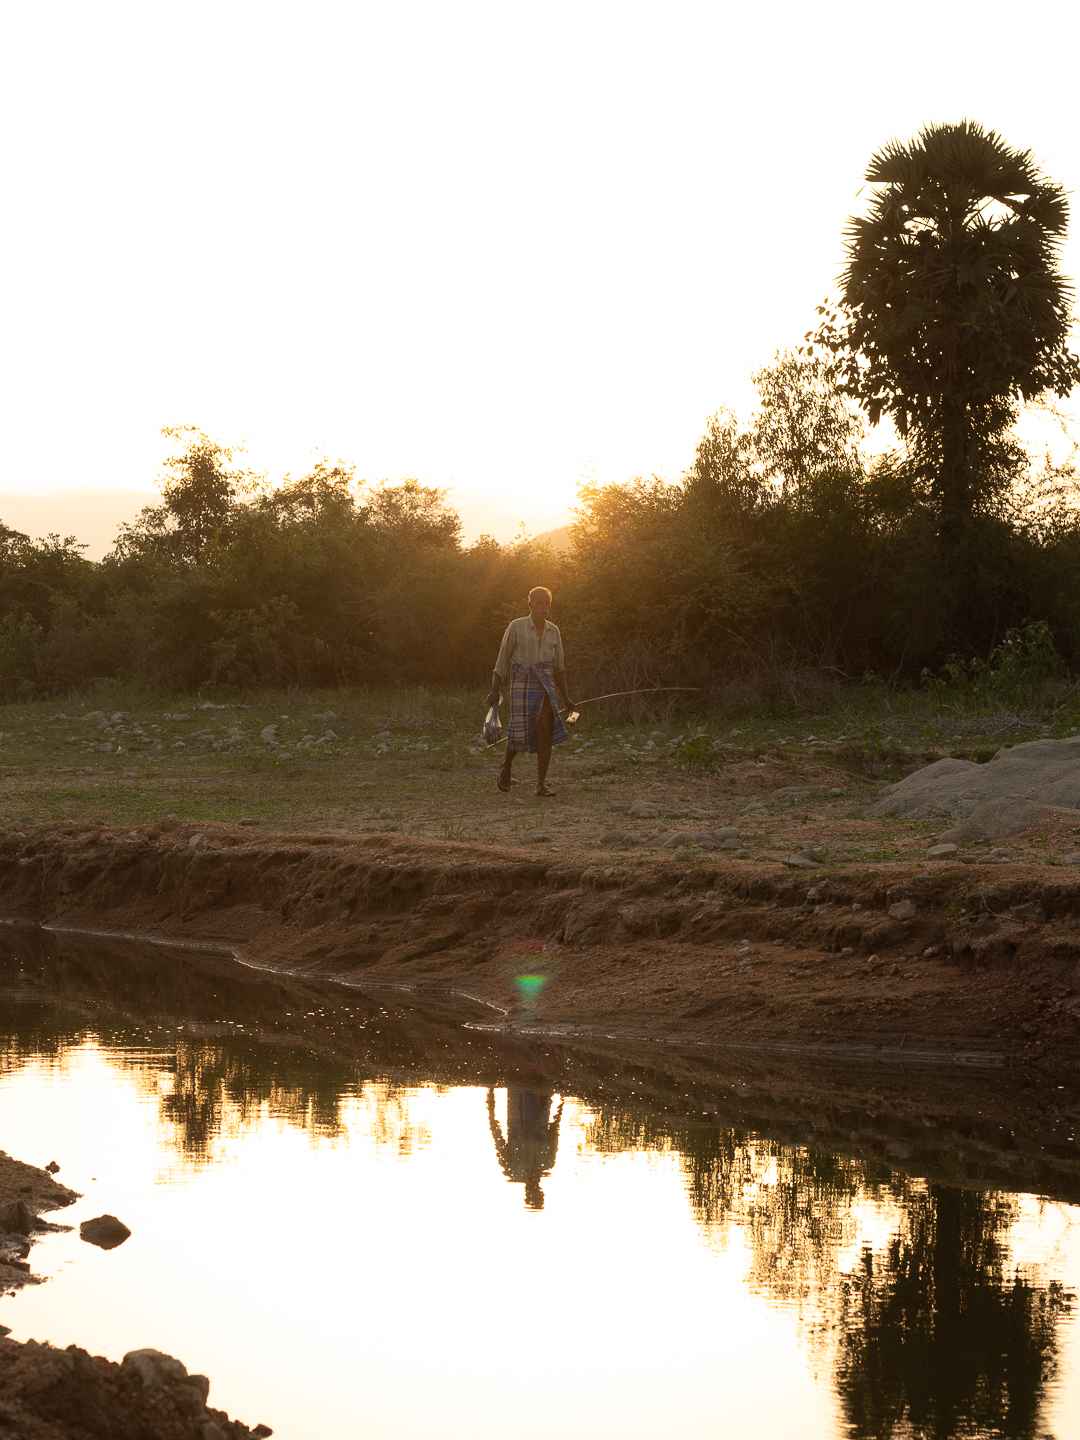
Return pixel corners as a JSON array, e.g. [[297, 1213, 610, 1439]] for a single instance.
[[487, 586, 571, 797]]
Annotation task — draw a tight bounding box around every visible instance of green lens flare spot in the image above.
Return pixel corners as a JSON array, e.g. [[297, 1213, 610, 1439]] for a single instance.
[[514, 973, 548, 999]]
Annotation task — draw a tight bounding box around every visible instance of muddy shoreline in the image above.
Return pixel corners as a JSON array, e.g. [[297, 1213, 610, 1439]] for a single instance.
[[4, 821, 1080, 1071], [5, 897, 1080, 1207], [0, 1150, 271, 1439], [7, 876, 1080, 1438]]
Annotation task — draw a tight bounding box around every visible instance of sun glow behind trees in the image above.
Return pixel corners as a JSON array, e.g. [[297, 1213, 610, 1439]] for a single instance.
[[1, 0, 1078, 544]]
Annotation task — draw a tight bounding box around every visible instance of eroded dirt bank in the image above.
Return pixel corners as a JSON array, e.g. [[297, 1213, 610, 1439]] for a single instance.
[[4, 821, 1080, 1072]]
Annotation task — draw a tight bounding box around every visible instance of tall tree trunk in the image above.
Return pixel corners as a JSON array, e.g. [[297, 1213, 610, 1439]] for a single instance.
[[939, 398, 976, 646], [939, 398, 969, 547]]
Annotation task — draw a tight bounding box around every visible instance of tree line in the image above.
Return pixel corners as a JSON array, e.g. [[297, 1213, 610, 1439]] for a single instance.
[[3, 121, 1080, 702]]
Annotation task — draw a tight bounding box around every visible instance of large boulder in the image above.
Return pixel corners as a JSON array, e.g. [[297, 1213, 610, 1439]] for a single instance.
[[873, 737, 1080, 839]]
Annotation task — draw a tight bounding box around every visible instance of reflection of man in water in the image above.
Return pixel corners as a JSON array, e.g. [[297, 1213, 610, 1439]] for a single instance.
[[487, 1087, 564, 1210]]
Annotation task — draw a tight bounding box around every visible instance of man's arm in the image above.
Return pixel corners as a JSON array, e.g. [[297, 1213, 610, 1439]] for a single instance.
[[487, 622, 515, 705], [553, 627, 570, 709]]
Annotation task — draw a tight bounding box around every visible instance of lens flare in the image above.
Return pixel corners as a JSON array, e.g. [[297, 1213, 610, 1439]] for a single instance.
[[514, 974, 548, 1000]]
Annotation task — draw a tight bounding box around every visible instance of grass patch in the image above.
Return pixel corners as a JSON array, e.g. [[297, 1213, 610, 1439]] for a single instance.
[[0, 679, 1078, 853]]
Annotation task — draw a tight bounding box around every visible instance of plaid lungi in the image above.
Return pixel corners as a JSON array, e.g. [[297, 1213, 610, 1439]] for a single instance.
[[507, 662, 568, 754]]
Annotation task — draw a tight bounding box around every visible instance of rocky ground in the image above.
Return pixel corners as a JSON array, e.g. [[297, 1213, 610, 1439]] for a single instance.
[[0, 1152, 77, 1299], [0, 1337, 272, 1439], [0, 1149, 272, 1438]]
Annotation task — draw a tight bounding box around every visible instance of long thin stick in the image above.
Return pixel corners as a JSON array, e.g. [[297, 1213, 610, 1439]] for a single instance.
[[482, 685, 700, 750], [573, 686, 700, 708]]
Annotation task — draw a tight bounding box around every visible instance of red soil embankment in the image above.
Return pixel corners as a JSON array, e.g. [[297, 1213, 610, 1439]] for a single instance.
[[4, 822, 1080, 1071]]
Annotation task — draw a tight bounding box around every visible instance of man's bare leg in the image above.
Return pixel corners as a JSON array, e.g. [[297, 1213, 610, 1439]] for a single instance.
[[536, 699, 554, 796], [498, 747, 515, 792]]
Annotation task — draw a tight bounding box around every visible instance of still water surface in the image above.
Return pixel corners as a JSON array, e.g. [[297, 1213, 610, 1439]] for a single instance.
[[2, 929, 1080, 1438]]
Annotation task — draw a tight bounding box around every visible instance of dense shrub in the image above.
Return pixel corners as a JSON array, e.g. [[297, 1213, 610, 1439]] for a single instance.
[[3, 358, 1080, 700]]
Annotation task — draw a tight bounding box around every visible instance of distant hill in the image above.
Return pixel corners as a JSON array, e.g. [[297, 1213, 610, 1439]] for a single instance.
[[0, 490, 150, 561], [532, 523, 575, 554], [0, 490, 578, 562]]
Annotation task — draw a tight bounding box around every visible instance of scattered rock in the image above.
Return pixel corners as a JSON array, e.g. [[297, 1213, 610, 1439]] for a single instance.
[[782, 854, 818, 869], [927, 843, 959, 859], [663, 828, 744, 851], [123, 1348, 192, 1389], [259, 724, 279, 746], [80, 1214, 131, 1249], [628, 800, 660, 818], [888, 899, 917, 921]]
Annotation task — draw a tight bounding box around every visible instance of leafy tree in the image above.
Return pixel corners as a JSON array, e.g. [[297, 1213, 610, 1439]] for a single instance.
[[816, 121, 1080, 545], [749, 351, 864, 503], [837, 1185, 1069, 1439], [112, 427, 251, 565]]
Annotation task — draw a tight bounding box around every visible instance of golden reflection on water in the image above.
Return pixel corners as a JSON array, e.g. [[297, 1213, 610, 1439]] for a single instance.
[[2, 1025, 1080, 1438]]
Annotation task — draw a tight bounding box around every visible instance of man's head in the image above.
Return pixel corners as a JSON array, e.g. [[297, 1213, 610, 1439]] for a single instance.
[[528, 586, 552, 622]]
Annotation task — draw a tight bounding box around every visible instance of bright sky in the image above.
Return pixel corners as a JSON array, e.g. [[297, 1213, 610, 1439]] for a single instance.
[[2, 0, 1079, 553]]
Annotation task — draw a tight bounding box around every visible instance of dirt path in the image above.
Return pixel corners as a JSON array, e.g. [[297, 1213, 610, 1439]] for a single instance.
[[3, 821, 1080, 1074]]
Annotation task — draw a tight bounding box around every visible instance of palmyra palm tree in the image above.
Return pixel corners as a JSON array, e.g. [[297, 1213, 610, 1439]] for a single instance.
[[820, 120, 1079, 544]]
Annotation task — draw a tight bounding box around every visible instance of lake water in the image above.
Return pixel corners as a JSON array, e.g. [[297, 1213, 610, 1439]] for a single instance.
[[3, 925, 1080, 1439]]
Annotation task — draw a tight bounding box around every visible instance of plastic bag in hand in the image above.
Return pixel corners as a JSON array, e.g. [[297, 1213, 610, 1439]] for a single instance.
[[481, 704, 502, 745]]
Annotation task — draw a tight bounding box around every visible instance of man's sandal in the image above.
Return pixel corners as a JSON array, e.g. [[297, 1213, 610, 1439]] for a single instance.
[[535, 785, 556, 797]]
